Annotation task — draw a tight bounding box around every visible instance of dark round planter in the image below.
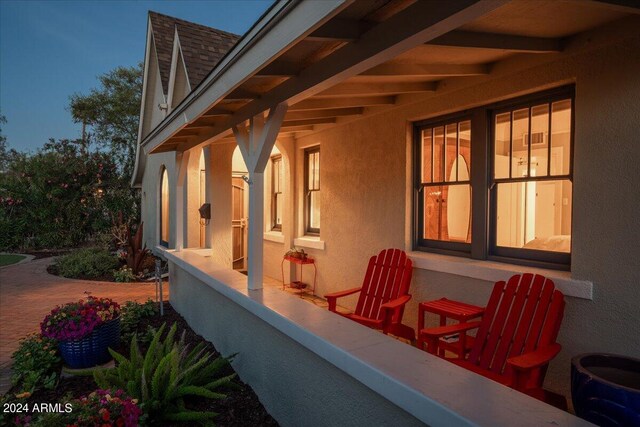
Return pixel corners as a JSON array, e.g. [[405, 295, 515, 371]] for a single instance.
[[571, 353, 640, 427], [58, 317, 121, 369]]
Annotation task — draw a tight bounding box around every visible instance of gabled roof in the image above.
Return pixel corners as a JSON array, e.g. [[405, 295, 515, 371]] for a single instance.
[[149, 11, 240, 93], [176, 22, 239, 89]]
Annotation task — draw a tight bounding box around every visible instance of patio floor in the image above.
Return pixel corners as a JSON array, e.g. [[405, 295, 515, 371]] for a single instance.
[[0, 257, 163, 396]]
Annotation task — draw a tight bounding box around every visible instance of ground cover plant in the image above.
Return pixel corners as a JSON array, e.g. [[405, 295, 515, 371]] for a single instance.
[[10, 335, 62, 395], [0, 254, 25, 266], [24, 388, 143, 427], [120, 299, 157, 346], [53, 247, 120, 280], [4, 302, 278, 427]]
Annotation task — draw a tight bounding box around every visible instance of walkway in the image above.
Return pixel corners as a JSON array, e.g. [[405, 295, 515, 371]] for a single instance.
[[0, 258, 164, 395]]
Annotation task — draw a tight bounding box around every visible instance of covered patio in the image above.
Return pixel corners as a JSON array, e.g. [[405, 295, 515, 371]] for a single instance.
[[132, 0, 640, 425]]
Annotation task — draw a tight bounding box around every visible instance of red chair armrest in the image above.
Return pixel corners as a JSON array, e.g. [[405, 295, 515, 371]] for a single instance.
[[507, 343, 562, 372], [380, 294, 412, 313], [325, 287, 361, 312]]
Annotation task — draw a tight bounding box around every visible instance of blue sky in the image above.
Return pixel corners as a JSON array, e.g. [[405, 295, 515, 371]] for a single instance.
[[0, 0, 274, 152]]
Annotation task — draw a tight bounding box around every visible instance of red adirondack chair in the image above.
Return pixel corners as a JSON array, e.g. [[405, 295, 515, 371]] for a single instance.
[[325, 249, 415, 341], [419, 273, 566, 407]]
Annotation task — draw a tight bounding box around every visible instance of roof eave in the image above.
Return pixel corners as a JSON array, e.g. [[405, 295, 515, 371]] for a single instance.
[[141, 0, 349, 154]]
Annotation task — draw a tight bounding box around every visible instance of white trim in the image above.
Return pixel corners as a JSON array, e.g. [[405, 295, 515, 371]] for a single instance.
[[167, 29, 192, 113], [264, 231, 284, 243], [161, 248, 589, 427], [409, 251, 593, 300], [293, 236, 325, 251], [131, 19, 154, 188]]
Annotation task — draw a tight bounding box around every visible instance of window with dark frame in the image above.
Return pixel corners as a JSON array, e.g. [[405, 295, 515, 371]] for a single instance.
[[160, 167, 169, 247], [416, 117, 472, 253], [271, 155, 283, 230], [414, 87, 574, 269], [305, 147, 320, 235]]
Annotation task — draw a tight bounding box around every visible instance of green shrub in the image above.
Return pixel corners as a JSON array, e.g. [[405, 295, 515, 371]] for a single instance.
[[11, 334, 62, 394], [55, 247, 119, 279], [114, 266, 136, 282], [120, 299, 158, 345], [94, 323, 237, 425]]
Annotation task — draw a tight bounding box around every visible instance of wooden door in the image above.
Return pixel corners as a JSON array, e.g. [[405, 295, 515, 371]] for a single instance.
[[232, 177, 246, 270]]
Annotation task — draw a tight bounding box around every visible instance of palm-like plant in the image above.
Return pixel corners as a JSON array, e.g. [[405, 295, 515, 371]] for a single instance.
[[94, 323, 237, 425]]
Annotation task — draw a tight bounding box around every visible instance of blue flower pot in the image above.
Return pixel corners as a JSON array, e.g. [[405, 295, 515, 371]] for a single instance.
[[571, 353, 640, 427], [58, 317, 121, 369]]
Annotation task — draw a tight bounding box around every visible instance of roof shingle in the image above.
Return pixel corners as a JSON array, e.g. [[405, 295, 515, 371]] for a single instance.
[[148, 11, 240, 94]]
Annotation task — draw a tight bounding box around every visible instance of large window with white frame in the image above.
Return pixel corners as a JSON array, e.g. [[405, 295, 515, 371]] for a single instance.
[[305, 147, 320, 235], [271, 155, 283, 231], [414, 86, 574, 269]]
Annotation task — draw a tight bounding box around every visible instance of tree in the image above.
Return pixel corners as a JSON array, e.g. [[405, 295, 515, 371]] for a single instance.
[[69, 64, 143, 179], [0, 138, 123, 250]]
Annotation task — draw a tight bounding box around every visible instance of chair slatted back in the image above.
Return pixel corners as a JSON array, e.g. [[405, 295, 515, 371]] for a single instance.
[[467, 274, 565, 388], [354, 249, 413, 322]]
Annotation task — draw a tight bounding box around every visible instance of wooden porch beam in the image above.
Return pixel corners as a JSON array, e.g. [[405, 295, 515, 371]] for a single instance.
[[279, 124, 315, 132], [255, 61, 302, 77], [176, 129, 201, 136], [225, 87, 259, 101], [360, 63, 489, 77], [305, 18, 367, 42], [282, 117, 337, 127], [201, 107, 233, 117], [285, 107, 364, 120], [428, 30, 562, 52], [317, 81, 437, 97], [290, 96, 396, 111]]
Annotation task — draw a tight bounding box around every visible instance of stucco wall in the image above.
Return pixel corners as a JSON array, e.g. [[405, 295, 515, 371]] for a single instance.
[[266, 22, 640, 398], [141, 152, 177, 250], [169, 264, 425, 427]]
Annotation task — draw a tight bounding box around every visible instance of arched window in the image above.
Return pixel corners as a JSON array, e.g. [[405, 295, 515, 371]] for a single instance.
[[160, 167, 169, 247]]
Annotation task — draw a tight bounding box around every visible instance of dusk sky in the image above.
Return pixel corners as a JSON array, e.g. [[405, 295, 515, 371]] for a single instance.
[[0, 0, 274, 152]]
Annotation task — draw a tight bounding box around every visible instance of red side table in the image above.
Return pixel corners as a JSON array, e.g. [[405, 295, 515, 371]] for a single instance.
[[281, 255, 317, 294], [417, 298, 484, 356]]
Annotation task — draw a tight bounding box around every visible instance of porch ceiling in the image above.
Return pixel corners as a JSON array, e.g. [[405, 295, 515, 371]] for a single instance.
[[144, 0, 635, 154]]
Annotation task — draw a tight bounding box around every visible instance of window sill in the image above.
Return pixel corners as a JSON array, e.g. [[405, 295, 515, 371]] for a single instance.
[[408, 251, 592, 300], [264, 231, 284, 243], [294, 236, 325, 250]]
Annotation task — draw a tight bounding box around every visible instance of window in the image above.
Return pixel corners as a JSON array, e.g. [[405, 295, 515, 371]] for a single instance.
[[160, 167, 169, 247], [271, 155, 283, 230], [416, 117, 472, 253], [414, 87, 574, 268], [305, 147, 320, 234], [491, 96, 573, 265]]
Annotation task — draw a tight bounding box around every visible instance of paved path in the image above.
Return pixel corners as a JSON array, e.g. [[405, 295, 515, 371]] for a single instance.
[[0, 258, 164, 395]]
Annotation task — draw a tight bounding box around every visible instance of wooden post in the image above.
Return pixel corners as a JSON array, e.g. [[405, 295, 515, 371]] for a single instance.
[[233, 103, 288, 290]]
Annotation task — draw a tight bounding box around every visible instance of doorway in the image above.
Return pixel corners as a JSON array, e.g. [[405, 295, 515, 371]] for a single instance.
[[231, 175, 248, 270]]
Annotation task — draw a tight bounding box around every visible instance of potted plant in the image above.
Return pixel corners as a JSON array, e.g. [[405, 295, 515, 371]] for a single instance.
[[41, 296, 121, 369], [285, 247, 307, 260]]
